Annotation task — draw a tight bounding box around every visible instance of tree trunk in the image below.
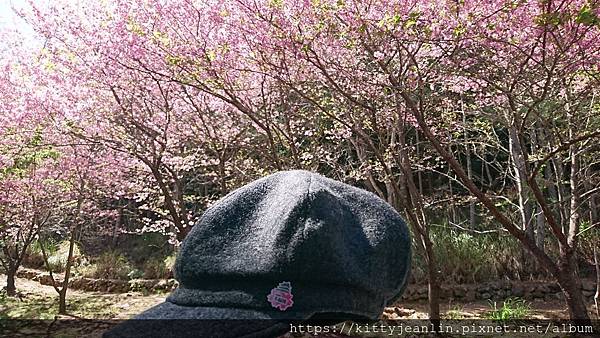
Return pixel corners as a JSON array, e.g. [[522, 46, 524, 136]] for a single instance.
[[58, 225, 78, 315], [560, 117, 590, 321], [594, 246, 599, 319], [540, 163, 555, 247], [531, 128, 546, 259], [463, 107, 475, 228], [176, 224, 191, 241], [55, 180, 85, 316], [585, 179, 598, 227], [449, 168, 457, 224], [590, 193, 598, 226], [395, 121, 440, 330], [508, 126, 535, 277], [552, 158, 568, 231], [557, 253, 590, 320], [5, 267, 16, 297], [403, 96, 590, 321], [424, 237, 441, 331], [59, 289, 67, 314], [415, 131, 424, 196], [112, 207, 122, 248], [403, 205, 441, 330], [484, 157, 493, 188], [535, 206, 545, 247]]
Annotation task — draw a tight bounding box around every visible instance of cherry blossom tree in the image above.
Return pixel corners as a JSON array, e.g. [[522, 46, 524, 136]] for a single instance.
[[0, 33, 61, 296], [7, 0, 599, 322], [0, 21, 131, 312], [37, 138, 128, 314], [0, 130, 57, 296], [18, 0, 273, 243]]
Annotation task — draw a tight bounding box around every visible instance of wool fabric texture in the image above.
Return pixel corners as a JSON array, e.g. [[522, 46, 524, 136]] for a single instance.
[[104, 170, 411, 338]]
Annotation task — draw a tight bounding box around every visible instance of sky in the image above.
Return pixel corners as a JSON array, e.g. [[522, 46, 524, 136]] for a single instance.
[[0, 0, 31, 32], [0, 0, 43, 49]]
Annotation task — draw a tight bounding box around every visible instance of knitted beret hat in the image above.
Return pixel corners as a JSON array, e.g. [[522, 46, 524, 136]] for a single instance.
[[105, 170, 411, 338]]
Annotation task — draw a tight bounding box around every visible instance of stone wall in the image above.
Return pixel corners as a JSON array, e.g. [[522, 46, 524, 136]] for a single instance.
[[16, 268, 178, 293], [16, 268, 597, 302], [399, 279, 598, 303]]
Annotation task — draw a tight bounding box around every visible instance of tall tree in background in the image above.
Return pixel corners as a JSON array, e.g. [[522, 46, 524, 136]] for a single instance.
[[0, 38, 62, 296]]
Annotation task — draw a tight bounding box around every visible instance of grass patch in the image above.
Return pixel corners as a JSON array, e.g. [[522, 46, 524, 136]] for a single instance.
[[486, 297, 530, 321], [425, 228, 522, 283], [79, 250, 132, 280], [444, 305, 466, 320], [0, 290, 115, 338], [0, 290, 118, 320]]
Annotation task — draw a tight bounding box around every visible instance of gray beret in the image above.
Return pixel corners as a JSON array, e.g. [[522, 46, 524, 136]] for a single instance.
[[104, 170, 411, 337]]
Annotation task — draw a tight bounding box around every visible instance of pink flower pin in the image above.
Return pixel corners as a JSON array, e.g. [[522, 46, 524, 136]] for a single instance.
[[267, 282, 294, 311]]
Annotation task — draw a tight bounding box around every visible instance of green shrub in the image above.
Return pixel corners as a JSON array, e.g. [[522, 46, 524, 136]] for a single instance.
[[128, 279, 152, 295], [127, 268, 144, 280], [21, 240, 50, 269], [430, 228, 521, 283], [142, 253, 176, 279], [143, 253, 176, 279], [486, 297, 530, 321], [124, 233, 172, 266], [45, 240, 82, 273], [76, 264, 97, 278], [164, 252, 176, 276], [142, 257, 168, 279], [82, 251, 132, 280], [445, 305, 465, 320]]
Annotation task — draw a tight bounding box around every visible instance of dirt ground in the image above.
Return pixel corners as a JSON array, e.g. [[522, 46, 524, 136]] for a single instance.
[[1, 274, 598, 337], [395, 300, 586, 320], [0, 274, 166, 319], [2, 274, 586, 320]]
